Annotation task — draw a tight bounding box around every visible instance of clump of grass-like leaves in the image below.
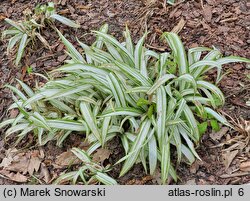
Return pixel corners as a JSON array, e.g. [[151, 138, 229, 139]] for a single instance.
[[2, 2, 79, 66], [1, 24, 249, 184]]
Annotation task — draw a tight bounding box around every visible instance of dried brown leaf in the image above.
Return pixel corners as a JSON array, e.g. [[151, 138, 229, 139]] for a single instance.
[[5, 154, 29, 174], [0, 148, 17, 168], [2, 150, 41, 176], [0, 158, 13, 168], [27, 157, 41, 175], [40, 163, 51, 184], [210, 127, 229, 141], [240, 161, 250, 172], [55, 151, 81, 167], [222, 150, 238, 170], [92, 148, 111, 163], [0, 170, 27, 183], [57, 54, 68, 62]]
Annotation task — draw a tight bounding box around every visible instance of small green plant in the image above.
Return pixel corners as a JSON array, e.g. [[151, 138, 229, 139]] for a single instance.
[[34, 2, 80, 28], [1, 25, 249, 184], [2, 2, 79, 66], [54, 148, 117, 185], [26, 66, 33, 75]]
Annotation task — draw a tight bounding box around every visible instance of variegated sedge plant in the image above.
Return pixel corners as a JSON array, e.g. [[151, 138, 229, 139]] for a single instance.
[[1, 24, 249, 184], [1, 2, 79, 66]]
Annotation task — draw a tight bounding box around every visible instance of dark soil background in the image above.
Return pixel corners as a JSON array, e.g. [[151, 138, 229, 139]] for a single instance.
[[0, 0, 249, 185]]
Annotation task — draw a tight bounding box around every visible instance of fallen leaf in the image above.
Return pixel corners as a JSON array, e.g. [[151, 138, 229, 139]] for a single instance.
[[0, 170, 27, 183], [222, 150, 238, 170], [39, 148, 45, 159], [2, 150, 41, 175], [40, 163, 51, 184], [210, 127, 229, 141], [5, 153, 29, 174], [0, 158, 13, 168], [240, 161, 250, 172], [0, 148, 18, 168], [27, 157, 41, 175], [30, 150, 40, 157], [5, 148, 18, 157], [55, 151, 81, 167], [92, 148, 111, 163]]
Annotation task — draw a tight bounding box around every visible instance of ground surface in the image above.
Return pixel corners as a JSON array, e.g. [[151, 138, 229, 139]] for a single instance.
[[0, 0, 249, 185]]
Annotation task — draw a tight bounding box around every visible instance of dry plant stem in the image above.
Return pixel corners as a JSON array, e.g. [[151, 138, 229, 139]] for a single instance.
[[200, 0, 204, 9], [220, 172, 250, 178]]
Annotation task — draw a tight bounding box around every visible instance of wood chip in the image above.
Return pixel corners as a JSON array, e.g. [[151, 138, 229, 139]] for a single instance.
[[0, 14, 6, 20], [203, 5, 212, 22], [57, 54, 68, 62], [171, 18, 186, 34], [76, 5, 91, 10]]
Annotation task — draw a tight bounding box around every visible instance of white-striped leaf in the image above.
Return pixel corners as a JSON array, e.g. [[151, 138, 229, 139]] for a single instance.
[[120, 119, 151, 176], [50, 14, 80, 28]]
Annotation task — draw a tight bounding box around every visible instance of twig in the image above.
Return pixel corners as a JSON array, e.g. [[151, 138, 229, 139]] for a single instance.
[[220, 172, 250, 178], [146, 44, 166, 51], [200, 0, 204, 9], [220, 17, 238, 23], [0, 173, 10, 180], [171, 18, 186, 34]]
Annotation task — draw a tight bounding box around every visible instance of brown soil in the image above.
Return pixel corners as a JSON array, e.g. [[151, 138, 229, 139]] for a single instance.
[[0, 0, 249, 185]]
